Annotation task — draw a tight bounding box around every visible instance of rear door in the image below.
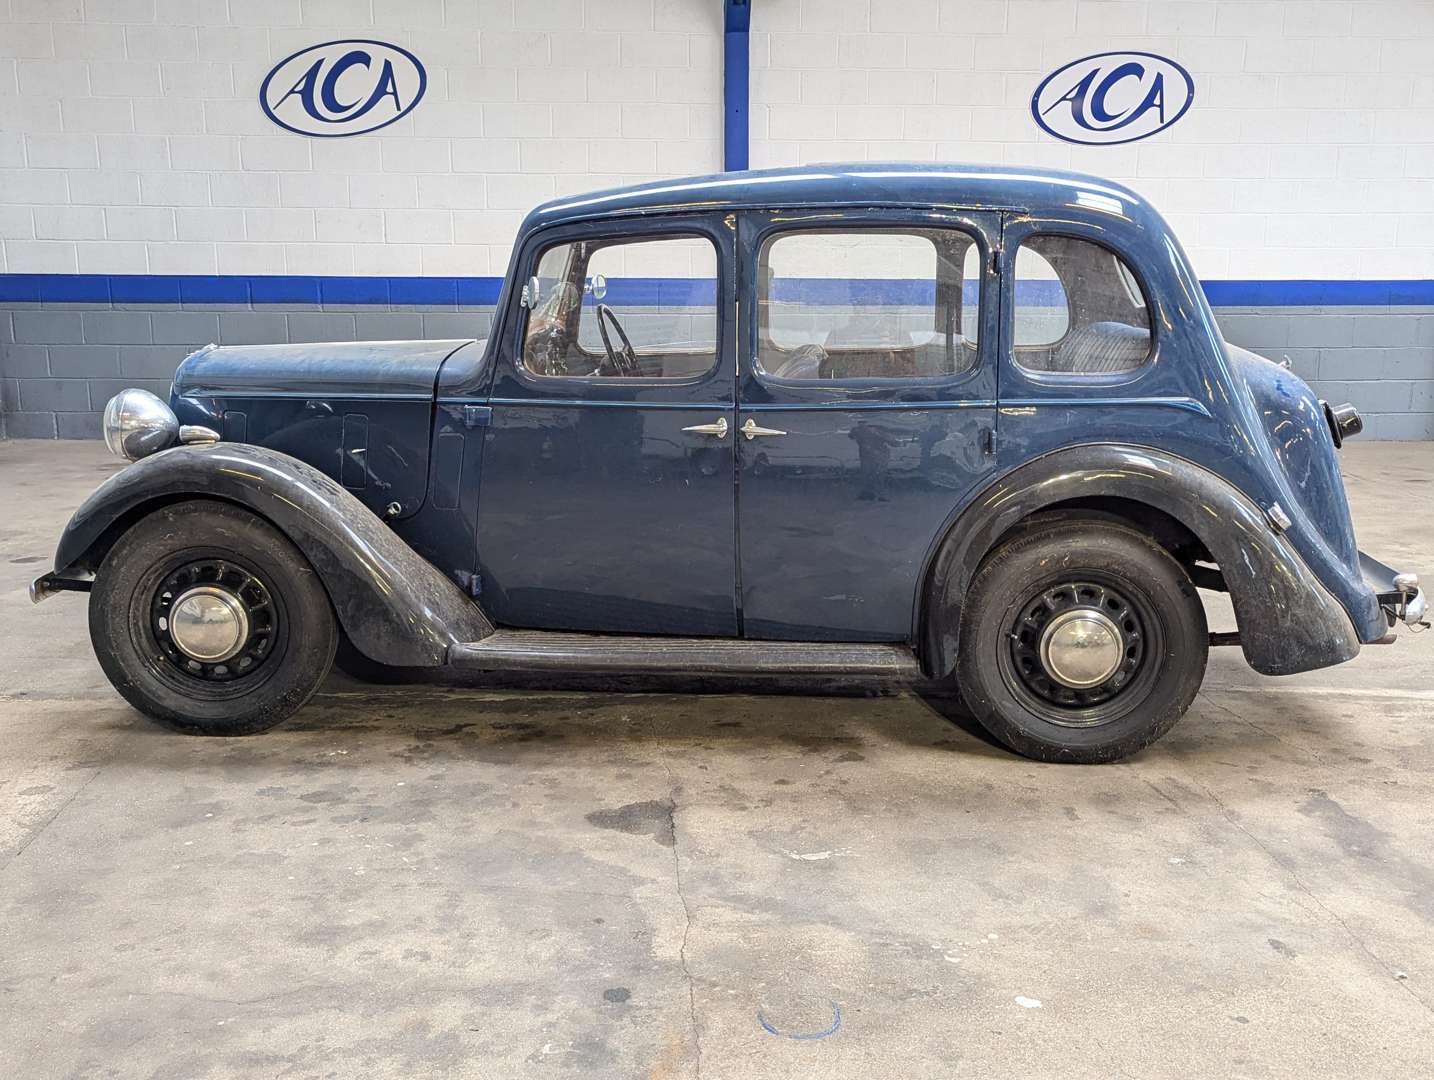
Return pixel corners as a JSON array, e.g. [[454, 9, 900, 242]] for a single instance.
[[476, 214, 739, 636], [735, 209, 1002, 640]]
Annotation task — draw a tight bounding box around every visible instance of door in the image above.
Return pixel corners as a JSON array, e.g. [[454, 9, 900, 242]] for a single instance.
[[476, 214, 739, 636], [735, 209, 1002, 641]]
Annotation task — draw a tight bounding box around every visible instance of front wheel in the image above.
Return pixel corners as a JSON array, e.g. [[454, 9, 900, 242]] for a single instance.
[[956, 521, 1208, 764], [90, 500, 337, 735]]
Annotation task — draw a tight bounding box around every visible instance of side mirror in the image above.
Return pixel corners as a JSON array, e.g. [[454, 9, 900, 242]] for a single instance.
[[520, 275, 542, 308]]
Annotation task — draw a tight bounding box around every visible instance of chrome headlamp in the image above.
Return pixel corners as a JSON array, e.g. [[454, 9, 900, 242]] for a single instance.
[[103, 389, 179, 461], [102, 388, 221, 461]]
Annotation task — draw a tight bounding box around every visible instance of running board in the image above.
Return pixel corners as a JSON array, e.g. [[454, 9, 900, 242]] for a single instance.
[[448, 630, 921, 677]]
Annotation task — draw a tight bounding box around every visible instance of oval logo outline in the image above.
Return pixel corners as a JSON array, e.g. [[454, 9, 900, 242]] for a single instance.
[[1031, 51, 1194, 146], [259, 38, 428, 138]]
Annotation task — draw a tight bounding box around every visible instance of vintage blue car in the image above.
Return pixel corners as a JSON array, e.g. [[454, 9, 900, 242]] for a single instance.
[[31, 164, 1427, 763]]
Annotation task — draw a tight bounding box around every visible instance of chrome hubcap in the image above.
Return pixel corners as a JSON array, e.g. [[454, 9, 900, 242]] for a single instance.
[[168, 585, 250, 663], [1038, 608, 1124, 689], [1006, 578, 1153, 725]]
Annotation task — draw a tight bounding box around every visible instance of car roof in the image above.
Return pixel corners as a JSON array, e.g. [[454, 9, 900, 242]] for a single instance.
[[522, 162, 1153, 232]]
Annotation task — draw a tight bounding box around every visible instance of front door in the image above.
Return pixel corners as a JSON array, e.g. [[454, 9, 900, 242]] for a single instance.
[[476, 214, 739, 636], [735, 209, 1001, 640]]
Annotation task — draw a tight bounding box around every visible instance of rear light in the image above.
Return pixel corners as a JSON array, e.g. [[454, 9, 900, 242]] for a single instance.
[[1322, 401, 1363, 449]]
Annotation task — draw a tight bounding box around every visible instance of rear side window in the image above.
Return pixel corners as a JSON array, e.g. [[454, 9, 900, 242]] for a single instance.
[[756, 228, 982, 381], [1013, 236, 1151, 375]]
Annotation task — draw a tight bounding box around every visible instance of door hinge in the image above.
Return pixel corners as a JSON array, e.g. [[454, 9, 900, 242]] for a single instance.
[[981, 426, 997, 456], [467, 571, 483, 597], [463, 404, 492, 429]]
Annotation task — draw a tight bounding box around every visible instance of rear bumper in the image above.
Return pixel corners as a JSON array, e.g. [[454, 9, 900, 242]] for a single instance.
[[29, 571, 92, 604], [1359, 551, 1428, 632]]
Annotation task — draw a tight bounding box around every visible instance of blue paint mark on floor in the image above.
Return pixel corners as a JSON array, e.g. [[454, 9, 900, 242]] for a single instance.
[[757, 1002, 843, 1040]]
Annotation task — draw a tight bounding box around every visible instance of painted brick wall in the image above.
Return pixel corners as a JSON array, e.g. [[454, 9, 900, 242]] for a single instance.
[[3, 1, 1431, 281], [0, 301, 497, 438], [749, 0, 1434, 283], [0, 0, 723, 278]]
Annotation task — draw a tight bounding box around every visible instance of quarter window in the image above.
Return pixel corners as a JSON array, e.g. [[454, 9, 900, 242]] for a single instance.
[[523, 234, 718, 379], [1013, 236, 1151, 374], [756, 228, 982, 381]]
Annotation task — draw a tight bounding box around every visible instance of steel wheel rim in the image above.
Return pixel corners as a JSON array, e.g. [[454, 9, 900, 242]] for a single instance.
[[1001, 576, 1160, 728], [149, 558, 279, 684]]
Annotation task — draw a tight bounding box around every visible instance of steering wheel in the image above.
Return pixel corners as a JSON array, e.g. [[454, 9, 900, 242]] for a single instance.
[[595, 304, 640, 377]]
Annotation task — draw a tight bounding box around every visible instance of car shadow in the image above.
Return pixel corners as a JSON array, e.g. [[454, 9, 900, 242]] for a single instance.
[[296, 666, 1013, 754], [334, 660, 991, 718]]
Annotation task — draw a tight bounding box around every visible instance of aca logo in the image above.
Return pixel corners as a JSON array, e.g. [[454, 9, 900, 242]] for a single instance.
[[1032, 51, 1194, 146], [260, 39, 427, 137]]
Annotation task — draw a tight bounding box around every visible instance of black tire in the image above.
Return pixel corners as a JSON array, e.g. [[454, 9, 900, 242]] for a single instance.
[[956, 521, 1207, 764], [89, 499, 337, 735]]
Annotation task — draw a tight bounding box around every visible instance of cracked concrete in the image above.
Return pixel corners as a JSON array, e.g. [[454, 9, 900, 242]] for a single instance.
[[1, 439, 1432, 1078], [656, 726, 703, 1078]]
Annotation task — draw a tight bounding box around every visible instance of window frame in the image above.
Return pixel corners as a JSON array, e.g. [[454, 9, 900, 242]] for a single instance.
[[516, 227, 725, 386], [1007, 230, 1158, 380], [745, 213, 995, 394]]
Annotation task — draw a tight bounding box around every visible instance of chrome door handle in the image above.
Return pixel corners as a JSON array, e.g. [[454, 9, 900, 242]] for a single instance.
[[741, 418, 786, 440], [682, 416, 728, 439]]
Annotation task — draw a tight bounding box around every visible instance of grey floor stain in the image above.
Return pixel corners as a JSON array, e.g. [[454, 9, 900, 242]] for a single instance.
[[585, 799, 675, 847], [1298, 788, 1389, 859]]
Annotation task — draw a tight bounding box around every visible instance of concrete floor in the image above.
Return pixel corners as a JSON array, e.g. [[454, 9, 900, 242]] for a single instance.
[[1, 439, 1431, 1080]]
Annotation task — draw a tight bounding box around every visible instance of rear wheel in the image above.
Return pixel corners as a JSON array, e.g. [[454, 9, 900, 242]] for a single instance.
[[89, 500, 337, 735], [956, 521, 1207, 763]]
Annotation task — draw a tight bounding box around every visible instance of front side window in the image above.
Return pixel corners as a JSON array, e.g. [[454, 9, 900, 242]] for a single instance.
[[1013, 235, 1151, 374], [756, 228, 982, 381], [523, 234, 718, 379]]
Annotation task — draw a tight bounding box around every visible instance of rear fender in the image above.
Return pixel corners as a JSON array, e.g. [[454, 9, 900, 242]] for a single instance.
[[921, 444, 1363, 678], [51, 443, 492, 667]]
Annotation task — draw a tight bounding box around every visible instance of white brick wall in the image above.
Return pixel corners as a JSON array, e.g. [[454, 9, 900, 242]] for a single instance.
[[752, 0, 1434, 281], [0, 0, 1431, 282], [0, 0, 723, 276]]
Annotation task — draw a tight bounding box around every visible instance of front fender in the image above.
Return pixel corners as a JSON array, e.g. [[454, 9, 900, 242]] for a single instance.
[[51, 443, 492, 667], [923, 444, 1368, 679]]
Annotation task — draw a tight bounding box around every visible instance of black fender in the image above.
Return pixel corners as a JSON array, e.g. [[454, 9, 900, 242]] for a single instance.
[[51, 443, 492, 667], [921, 444, 1361, 679]]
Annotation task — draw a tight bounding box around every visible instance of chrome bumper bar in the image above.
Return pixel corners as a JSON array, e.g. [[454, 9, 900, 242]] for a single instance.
[[1360, 551, 1428, 630], [29, 572, 92, 604], [1403, 587, 1428, 627]]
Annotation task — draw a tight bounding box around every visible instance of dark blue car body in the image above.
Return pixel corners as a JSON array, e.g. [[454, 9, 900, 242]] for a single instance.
[[45, 165, 1420, 700]]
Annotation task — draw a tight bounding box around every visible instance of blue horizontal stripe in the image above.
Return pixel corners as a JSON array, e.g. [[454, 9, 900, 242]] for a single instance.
[[248, 275, 321, 304], [0, 274, 504, 307], [579, 276, 719, 307], [178, 276, 249, 304], [1, 274, 1431, 309], [773, 277, 938, 306], [1199, 279, 1434, 307]]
